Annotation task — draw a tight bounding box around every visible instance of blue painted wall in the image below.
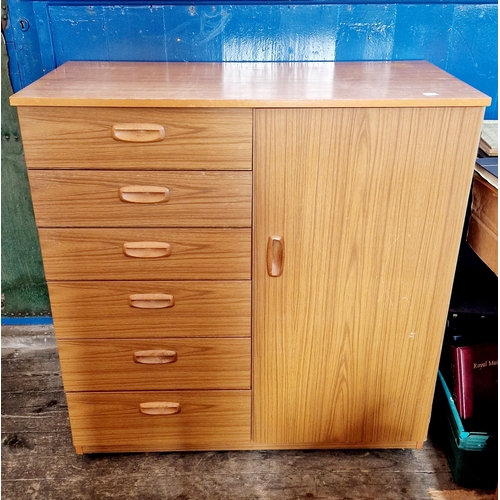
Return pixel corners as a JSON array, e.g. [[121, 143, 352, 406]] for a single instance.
[[4, 1, 498, 119]]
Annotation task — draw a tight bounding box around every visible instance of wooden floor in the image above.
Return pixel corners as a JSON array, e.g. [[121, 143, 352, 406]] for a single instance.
[[1, 325, 496, 500]]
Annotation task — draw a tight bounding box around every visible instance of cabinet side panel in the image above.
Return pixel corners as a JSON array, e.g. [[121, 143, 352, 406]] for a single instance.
[[253, 107, 483, 445]]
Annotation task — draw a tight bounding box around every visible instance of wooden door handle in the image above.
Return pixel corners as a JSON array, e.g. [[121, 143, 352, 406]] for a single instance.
[[111, 123, 165, 143], [128, 293, 175, 309], [133, 350, 178, 364], [267, 236, 284, 277], [139, 402, 181, 415], [119, 186, 170, 204], [123, 242, 171, 258]]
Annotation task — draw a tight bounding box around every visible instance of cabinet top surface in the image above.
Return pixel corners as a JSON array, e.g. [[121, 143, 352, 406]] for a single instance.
[[10, 61, 490, 108]]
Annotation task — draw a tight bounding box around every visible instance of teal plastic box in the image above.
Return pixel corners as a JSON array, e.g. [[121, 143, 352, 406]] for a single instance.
[[433, 371, 497, 488]]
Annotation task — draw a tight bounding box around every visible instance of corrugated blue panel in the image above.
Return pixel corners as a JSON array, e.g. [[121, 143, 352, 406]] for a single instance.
[[5, 1, 498, 118]]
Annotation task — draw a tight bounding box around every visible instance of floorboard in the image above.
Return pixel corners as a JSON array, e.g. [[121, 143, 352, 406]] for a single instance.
[[1, 326, 496, 500]]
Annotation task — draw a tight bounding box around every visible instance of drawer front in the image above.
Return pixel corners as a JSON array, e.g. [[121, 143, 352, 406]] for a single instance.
[[28, 170, 252, 228], [19, 107, 252, 170], [39, 228, 251, 280], [66, 390, 251, 450], [49, 281, 251, 339], [58, 338, 251, 391]]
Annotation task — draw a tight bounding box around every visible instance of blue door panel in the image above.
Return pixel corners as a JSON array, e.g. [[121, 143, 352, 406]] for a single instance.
[[5, 0, 44, 88]]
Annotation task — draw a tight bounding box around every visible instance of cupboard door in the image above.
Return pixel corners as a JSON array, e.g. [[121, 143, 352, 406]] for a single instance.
[[253, 107, 483, 445]]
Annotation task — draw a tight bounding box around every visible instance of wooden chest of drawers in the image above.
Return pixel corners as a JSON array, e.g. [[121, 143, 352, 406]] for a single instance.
[[11, 61, 490, 453]]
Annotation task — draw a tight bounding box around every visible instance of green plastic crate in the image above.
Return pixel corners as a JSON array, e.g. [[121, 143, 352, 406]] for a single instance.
[[433, 371, 497, 488]]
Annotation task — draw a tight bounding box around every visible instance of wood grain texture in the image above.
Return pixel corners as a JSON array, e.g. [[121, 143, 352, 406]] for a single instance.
[[122, 241, 172, 258], [10, 61, 490, 108], [38, 228, 251, 280], [4, 326, 497, 497], [57, 338, 251, 391], [118, 185, 170, 204], [74, 441, 425, 454], [466, 174, 498, 275], [48, 281, 250, 339], [28, 170, 252, 228], [66, 390, 251, 450], [253, 106, 484, 446], [133, 349, 178, 362], [11, 61, 490, 454], [18, 107, 252, 170], [111, 123, 166, 143], [128, 293, 175, 309]]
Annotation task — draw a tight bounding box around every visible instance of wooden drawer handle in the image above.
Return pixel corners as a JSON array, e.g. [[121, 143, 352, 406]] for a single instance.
[[133, 350, 178, 364], [123, 242, 171, 258], [267, 235, 284, 277], [111, 123, 165, 143], [139, 402, 181, 415], [128, 293, 175, 309], [119, 186, 170, 204]]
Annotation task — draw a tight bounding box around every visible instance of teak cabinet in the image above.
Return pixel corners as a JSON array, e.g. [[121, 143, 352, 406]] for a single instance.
[[11, 61, 490, 454]]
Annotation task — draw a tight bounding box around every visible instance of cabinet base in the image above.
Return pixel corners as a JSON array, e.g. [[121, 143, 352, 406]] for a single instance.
[[75, 440, 426, 454]]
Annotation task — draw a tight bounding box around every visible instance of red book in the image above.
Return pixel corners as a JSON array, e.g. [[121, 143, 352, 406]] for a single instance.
[[449, 343, 498, 422]]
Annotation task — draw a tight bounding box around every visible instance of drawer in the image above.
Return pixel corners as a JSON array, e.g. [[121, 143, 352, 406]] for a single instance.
[[28, 170, 252, 228], [58, 338, 251, 391], [38, 228, 251, 280], [18, 107, 252, 170], [49, 281, 251, 339], [66, 390, 251, 451]]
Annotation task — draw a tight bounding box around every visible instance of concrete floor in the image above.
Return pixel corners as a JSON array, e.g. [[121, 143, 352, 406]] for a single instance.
[[1, 325, 497, 500]]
